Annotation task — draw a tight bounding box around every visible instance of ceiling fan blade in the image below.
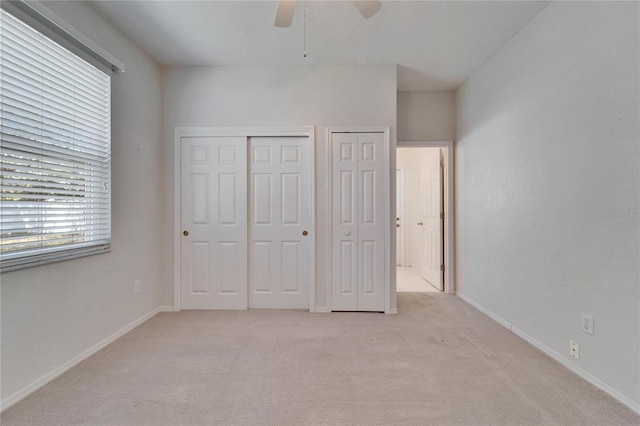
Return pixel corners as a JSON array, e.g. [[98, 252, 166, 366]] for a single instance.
[[274, 0, 296, 28], [352, 0, 381, 19]]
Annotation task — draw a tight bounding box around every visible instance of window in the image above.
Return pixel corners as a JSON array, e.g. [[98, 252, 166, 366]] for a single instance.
[[0, 8, 111, 271]]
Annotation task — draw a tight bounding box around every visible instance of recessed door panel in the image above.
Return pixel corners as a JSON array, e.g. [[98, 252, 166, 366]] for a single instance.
[[281, 241, 300, 293], [218, 173, 237, 225], [192, 174, 208, 224], [340, 240, 356, 295], [361, 170, 375, 224], [281, 173, 300, 224], [340, 171, 355, 225], [191, 242, 210, 294], [219, 242, 239, 294], [252, 241, 272, 293]]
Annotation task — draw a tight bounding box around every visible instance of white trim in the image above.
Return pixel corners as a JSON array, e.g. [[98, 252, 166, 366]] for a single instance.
[[395, 168, 405, 267], [457, 293, 512, 330], [0, 305, 173, 412], [173, 130, 182, 311], [173, 126, 316, 312], [397, 141, 455, 295], [511, 326, 640, 415], [174, 126, 313, 138], [326, 127, 391, 314], [1, 0, 124, 72], [313, 307, 331, 313], [457, 293, 640, 414]]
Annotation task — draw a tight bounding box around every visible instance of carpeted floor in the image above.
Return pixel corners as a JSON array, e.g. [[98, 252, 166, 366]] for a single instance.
[[2, 293, 638, 425]]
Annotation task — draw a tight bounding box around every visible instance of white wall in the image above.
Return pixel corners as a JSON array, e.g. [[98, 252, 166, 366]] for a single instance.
[[1, 1, 166, 407], [397, 91, 455, 142], [162, 64, 397, 311], [396, 148, 439, 268], [456, 1, 639, 410]]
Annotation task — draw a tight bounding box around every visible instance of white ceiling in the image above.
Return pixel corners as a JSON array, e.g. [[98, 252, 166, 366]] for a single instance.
[[91, 0, 549, 91]]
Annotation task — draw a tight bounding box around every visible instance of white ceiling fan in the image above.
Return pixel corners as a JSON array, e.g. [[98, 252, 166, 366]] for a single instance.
[[274, 0, 382, 27]]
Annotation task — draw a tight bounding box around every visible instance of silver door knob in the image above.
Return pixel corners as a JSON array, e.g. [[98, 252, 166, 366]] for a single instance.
[[417, 222, 423, 226]]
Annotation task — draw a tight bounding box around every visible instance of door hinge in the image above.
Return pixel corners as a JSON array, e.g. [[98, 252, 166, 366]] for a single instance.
[[440, 212, 444, 219], [440, 264, 445, 272]]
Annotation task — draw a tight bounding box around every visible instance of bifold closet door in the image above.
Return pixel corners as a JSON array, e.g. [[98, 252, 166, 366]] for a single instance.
[[249, 137, 312, 309], [181, 137, 248, 310], [331, 132, 385, 312]]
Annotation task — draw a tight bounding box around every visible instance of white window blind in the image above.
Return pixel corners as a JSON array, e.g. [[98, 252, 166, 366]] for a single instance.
[[0, 9, 111, 271]]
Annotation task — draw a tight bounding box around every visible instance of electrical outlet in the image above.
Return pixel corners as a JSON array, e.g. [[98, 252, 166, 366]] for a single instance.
[[134, 280, 141, 295], [581, 313, 594, 335], [570, 340, 580, 360]]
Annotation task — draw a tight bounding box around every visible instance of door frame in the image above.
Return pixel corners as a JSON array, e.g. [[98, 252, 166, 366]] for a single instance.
[[396, 168, 405, 267], [326, 127, 392, 314], [173, 126, 316, 311], [396, 141, 455, 295]]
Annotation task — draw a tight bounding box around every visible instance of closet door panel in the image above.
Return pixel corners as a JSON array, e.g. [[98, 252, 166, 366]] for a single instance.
[[181, 137, 247, 310], [356, 133, 385, 312], [331, 133, 359, 311], [249, 136, 311, 309]]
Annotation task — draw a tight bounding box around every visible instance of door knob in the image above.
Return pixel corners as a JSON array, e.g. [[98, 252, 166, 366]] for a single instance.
[[183, 230, 189, 236], [417, 222, 423, 226], [302, 230, 308, 236], [345, 231, 351, 236]]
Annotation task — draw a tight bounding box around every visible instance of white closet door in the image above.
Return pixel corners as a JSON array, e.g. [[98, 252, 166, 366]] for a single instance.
[[249, 136, 312, 309], [331, 133, 359, 311], [356, 133, 385, 311], [331, 132, 385, 312], [180, 137, 247, 310]]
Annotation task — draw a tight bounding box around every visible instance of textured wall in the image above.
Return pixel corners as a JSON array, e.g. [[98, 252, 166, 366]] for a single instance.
[[397, 91, 455, 142], [1, 1, 165, 405], [456, 1, 639, 408]]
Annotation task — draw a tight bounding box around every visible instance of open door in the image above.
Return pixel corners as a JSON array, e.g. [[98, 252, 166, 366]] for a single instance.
[[419, 149, 443, 291]]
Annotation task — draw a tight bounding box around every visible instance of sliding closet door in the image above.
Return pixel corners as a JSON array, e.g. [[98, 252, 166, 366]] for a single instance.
[[249, 136, 312, 309], [331, 132, 386, 312], [180, 137, 247, 310]]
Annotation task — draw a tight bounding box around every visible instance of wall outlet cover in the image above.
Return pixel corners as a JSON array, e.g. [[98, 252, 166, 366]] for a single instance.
[[570, 340, 580, 360], [581, 313, 594, 335]]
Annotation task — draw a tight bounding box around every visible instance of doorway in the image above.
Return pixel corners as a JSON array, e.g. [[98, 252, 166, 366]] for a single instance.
[[395, 143, 454, 294]]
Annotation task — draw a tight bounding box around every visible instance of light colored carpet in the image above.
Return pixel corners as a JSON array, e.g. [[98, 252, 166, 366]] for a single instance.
[[2, 293, 638, 425]]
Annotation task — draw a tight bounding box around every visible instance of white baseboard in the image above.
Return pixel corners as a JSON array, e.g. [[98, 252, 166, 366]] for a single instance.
[[456, 293, 640, 415], [386, 308, 398, 315], [511, 326, 640, 415], [456, 292, 512, 330], [313, 307, 331, 313], [1, 305, 173, 412]]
